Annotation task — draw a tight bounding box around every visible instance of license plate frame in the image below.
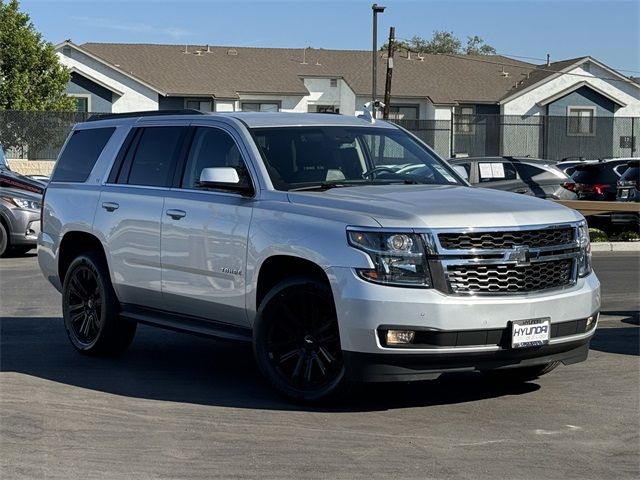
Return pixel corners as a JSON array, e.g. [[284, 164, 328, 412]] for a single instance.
[[511, 317, 551, 349]]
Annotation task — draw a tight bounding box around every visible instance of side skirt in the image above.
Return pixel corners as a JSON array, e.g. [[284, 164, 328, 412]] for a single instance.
[[120, 304, 252, 343]]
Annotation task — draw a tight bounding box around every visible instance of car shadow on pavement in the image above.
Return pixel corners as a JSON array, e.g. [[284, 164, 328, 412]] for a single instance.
[[1, 316, 542, 412], [589, 316, 639, 356]]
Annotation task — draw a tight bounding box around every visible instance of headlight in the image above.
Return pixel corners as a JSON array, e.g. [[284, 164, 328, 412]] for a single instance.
[[577, 221, 592, 277], [1, 196, 41, 211], [347, 230, 432, 287]]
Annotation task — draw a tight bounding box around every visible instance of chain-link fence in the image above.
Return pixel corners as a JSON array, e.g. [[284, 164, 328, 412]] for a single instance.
[[0, 111, 638, 162], [0, 110, 91, 161], [396, 115, 639, 161]]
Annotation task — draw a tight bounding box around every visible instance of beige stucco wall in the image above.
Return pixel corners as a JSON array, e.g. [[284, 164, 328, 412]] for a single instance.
[[7, 160, 55, 176]]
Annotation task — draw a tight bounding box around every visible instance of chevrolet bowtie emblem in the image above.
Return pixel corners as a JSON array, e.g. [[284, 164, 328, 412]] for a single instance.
[[504, 246, 536, 265]]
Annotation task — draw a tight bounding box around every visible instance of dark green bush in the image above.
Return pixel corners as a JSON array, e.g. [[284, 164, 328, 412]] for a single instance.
[[589, 228, 608, 243], [617, 231, 640, 242]]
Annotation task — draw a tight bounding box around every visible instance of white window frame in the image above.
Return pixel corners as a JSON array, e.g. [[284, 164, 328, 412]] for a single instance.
[[184, 99, 213, 112], [455, 105, 475, 135], [69, 93, 91, 113], [241, 101, 281, 112], [388, 104, 419, 121], [567, 106, 596, 137]]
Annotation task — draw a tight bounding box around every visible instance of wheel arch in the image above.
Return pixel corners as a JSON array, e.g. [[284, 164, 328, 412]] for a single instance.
[[58, 231, 109, 285], [254, 255, 332, 313]]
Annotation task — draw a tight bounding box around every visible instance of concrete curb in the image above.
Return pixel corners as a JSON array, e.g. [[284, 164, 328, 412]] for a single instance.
[[591, 242, 640, 252]]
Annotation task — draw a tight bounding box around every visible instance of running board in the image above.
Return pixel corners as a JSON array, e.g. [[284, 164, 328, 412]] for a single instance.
[[120, 304, 252, 342]]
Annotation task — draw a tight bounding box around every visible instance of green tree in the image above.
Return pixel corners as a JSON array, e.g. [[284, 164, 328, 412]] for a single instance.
[[0, 0, 74, 110], [383, 31, 496, 56]]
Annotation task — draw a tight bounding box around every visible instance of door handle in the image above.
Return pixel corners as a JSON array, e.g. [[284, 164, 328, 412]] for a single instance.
[[101, 202, 119, 212], [166, 209, 186, 220], [515, 189, 529, 194]]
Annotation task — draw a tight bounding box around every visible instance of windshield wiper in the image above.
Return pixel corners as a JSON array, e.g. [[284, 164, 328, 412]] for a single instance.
[[289, 182, 356, 192]]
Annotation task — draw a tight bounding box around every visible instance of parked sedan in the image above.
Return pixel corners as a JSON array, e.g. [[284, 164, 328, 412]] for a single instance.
[[612, 159, 639, 230], [448, 156, 577, 199]]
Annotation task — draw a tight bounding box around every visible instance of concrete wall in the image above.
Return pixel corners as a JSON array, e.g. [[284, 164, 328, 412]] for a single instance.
[[7, 160, 55, 176], [57, 46, 159, 112]]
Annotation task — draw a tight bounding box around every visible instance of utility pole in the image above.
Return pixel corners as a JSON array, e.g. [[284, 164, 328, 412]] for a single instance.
[[371, 4, 385, 118], [383, 26, 395, 120]]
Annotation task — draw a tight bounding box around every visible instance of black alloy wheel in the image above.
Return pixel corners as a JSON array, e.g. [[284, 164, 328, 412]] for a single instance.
[[254, 277, 345, 402], [65, 263, 103, 347], [62, 252, 136, 355]]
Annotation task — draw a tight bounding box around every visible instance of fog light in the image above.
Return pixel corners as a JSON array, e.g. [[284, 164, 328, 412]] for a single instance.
[[386, 329, 415, 345], [586, 313, 599, 329]]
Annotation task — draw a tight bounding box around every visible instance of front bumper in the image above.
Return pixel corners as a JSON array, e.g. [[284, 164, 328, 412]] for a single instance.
[[327, 267, 600, 380], [344, 338, 590, 382], [1, 208, 40, 246]]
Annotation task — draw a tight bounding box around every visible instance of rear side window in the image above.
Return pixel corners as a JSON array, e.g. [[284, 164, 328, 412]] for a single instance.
[[52, 127, 115, 182], [620, 165, 639, 181], [121, 127, 187, 187], [572, 165, 618, 184]]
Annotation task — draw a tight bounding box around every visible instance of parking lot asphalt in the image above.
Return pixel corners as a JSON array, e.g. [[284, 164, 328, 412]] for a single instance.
[[0, 251, 638, 480]]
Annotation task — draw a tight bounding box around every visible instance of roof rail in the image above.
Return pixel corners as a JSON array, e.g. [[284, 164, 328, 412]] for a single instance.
[[86, 109, 205, 122]]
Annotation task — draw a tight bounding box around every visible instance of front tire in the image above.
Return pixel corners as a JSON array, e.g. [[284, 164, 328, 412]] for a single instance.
[[62, 252, 136, 356], [253, 277, 345, 402]]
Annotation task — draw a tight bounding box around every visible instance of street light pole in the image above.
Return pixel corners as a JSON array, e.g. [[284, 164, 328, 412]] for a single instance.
[[372, 3, 385, 118]]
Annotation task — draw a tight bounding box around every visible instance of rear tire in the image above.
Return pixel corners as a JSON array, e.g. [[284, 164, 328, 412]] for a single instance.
[[253, 277, 345, 403], [62, 252, 136, 356], [483, 361, 560, 383]]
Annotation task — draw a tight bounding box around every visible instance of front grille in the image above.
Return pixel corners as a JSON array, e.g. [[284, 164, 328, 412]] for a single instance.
[[447, 259, 573, 294], [438, 227, 574, 250]]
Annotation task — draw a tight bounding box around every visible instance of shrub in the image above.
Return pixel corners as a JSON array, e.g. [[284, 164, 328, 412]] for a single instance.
[[589, 228, 608, 243], [617, 231, 640, 242]]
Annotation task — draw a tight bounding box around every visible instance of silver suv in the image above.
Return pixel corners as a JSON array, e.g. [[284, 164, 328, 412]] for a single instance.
[[38, 111, 600, 402]]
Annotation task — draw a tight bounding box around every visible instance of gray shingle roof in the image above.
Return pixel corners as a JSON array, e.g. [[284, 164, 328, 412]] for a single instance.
[[80, 42, 537, 103]]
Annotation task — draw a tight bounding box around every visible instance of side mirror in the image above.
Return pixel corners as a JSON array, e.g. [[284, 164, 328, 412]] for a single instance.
[[198, 167, 253, 195], [451, 165, 469, 181]]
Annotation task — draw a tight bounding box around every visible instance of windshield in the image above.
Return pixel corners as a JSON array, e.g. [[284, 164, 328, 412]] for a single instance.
[[250, 126, 462, 191]]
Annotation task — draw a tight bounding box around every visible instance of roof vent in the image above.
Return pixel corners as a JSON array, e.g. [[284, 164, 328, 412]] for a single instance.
[[417, 52, 425, 61], [195, 50, 202, 56], [206, 44, 212, 53], [183, 45, 190, 54], [501, 66, 510, 77], [227, 49, 238, 56]]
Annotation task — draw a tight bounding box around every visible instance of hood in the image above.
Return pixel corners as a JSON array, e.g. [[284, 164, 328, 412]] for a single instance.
[[287, 184, 582, 229], [0, 168, 46, 195]]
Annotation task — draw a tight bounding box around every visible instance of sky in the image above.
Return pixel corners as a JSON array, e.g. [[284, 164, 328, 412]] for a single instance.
[[20, 0, 640, 74]]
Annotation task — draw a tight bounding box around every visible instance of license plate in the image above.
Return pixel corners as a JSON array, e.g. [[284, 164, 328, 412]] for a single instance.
[[620, 189, 629, 199], [511, 318, 550, 348]]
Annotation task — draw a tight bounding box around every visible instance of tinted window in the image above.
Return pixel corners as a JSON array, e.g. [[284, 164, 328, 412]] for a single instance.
[[572, 165, 619, 184], [126, 127, 186, 187], [52, 128, 115, 182], [478, 162, 517, 182], [181, 127, 250, 189]]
